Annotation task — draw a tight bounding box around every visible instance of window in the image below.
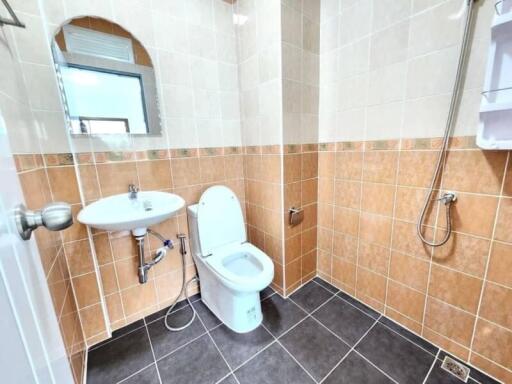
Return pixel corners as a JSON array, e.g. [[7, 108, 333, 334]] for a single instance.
[[60, 65, 148, 134]]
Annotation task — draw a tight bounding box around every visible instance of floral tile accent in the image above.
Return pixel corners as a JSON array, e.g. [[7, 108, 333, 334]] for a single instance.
[[224, 146, 242, 155], [77, 153, 94, 164], [244, 146, 261, 155], [263, 145, 281, 154], [318, 143, 335, 152], [302, 143, 318, 152], [366, 140, 400, 151], [170, 148, 199, 158], [284, 144, 300, 154], [336, 141, 364, 152], [199, 147, 224, 157]]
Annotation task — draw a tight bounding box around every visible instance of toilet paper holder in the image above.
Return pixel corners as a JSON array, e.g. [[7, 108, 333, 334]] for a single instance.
[[289, 207, 304, 227]]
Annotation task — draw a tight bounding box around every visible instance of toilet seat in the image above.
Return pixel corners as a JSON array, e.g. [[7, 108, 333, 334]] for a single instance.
[[205, 242, 274, 292]]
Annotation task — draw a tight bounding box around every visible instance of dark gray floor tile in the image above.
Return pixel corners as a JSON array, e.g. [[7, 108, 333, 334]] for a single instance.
[[313, 277, 339, 294], [261, 294, 307, 337], [87, 327, 154, 384], [157, 334, 229, 384], [235, 343, 314, 384], [356, 323, 435, 384], [147, 311, 206, 359], [218, 375, 237, 384], [260, 286, 275, 300], [280, 317, 350, 381], [210, 324, 274, 369], [425, 359, 479, 384], [313, 295, 375, 345], [336, 290, 380, 319], [120, 364, 160, 384], [323, 352, 394, 384], [380, 316, 438, 356], [289, 281, 333, 313], [192, 299, 222, 330], [91, 319, 145, 351], [145, 294, 201, 324], [437, 352, 500, 384]]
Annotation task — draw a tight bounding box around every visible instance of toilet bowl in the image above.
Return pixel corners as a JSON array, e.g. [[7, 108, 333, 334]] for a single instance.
[[187, 185, 274, 333]]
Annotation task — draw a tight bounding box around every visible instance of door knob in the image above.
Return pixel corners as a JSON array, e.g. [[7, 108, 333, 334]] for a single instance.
[[15, 202, 73, 240]]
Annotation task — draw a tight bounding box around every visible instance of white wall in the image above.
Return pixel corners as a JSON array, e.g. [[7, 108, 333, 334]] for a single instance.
[[318, 0, 494, 143], [7, 0, 242, 153], [236, 0, 283, 147]]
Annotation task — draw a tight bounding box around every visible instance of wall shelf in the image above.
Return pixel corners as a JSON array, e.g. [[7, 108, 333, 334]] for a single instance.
[[478, 0, 512, 150]]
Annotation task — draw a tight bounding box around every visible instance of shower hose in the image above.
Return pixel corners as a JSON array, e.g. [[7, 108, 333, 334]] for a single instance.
[[417, 0, 475, 247], [164, 234, 199, 332]]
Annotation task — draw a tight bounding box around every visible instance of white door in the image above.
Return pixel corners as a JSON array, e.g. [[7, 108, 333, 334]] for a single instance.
[[0, 115, 74, 382]]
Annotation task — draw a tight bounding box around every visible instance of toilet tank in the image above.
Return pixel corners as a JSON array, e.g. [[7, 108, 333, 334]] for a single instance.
[[187, 204, 201, 257]]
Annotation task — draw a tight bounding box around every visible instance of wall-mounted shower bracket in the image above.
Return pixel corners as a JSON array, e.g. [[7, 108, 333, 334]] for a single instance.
[[438, 191, 457, 205], [135, 229, 174, 284]]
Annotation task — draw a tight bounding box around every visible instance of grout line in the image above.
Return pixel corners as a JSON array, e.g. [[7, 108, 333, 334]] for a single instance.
[[192, 303, 241, 384], [116, 361, 155, 384], [316, 275, 442, 358], [422, 349, 441, 384], [377, 318, 438, 358], [287, 295, 353, 348], [353, 350, 400, 384], [261, 322, 319, 384], [468, 150, 511, 365], [318, 319, 386, 383], [142, 319, 163, 384], [88, 321, 146, 351], [154, 330, 208, 364]]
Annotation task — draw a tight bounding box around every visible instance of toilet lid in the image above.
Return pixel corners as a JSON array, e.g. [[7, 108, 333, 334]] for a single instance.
[[197, 185, 246, 256]]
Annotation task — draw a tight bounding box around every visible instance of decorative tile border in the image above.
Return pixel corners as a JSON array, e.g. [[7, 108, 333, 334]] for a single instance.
[[13, 154, 45, 171], [14, 136, 480, 170]]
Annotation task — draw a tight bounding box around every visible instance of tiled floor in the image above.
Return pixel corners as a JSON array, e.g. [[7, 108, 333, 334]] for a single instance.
[[87, 278, 500, 384]]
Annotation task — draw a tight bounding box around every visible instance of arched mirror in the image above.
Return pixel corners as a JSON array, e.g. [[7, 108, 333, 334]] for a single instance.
[[51, 17, 161, 136]]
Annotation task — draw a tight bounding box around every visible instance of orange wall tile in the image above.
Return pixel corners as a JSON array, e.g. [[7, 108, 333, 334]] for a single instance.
[[316, 141, 512, 380]]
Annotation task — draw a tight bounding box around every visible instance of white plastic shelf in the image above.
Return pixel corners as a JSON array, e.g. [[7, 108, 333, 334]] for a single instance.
[[478, 0, 512, 150]]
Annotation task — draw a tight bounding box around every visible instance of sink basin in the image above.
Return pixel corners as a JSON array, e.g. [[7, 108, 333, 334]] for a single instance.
[[78, 191, 185, 236]]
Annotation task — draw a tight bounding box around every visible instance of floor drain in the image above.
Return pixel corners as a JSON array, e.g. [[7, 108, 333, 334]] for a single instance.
[[441, 356, 470, 382]]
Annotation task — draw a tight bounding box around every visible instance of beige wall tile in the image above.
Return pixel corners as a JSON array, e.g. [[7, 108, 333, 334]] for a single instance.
[[397, 151, 438, 188], [389, 251, 429, 293], [424, 297, 475, 346], [428, 265, 482, 313], [361, 182, 395, 216], [335, 152, 363, 181], [363, 151, 398, 184], [386, 281, 425, 323], [442, 150, 507, 195], [96, 162, 138, 197], [358, 242, 389, 275], [487, 241, 512, 288], [472, 319, 512, 370], [495, 197, 512, 243], [137, 160, 172, 190], [359, 212, 392, 248], [47, 166, 81, 204], [479, 282, 512, 329], [72, 273, 100, 309], [432, 231, 490, 278], [334, 180, 361, 209]]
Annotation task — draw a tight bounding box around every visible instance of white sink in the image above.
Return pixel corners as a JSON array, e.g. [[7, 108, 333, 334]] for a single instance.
[[78, 191, 185, 236]]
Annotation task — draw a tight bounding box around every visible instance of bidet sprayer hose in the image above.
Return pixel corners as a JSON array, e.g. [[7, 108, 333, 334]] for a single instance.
[[164, 234, 199, 332]]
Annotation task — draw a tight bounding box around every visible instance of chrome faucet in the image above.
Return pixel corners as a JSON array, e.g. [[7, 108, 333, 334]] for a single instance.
[[128, 184, 139, 200]]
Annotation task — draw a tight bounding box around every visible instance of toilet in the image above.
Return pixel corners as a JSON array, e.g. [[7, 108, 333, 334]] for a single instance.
[[187, 185, 274, 333]]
